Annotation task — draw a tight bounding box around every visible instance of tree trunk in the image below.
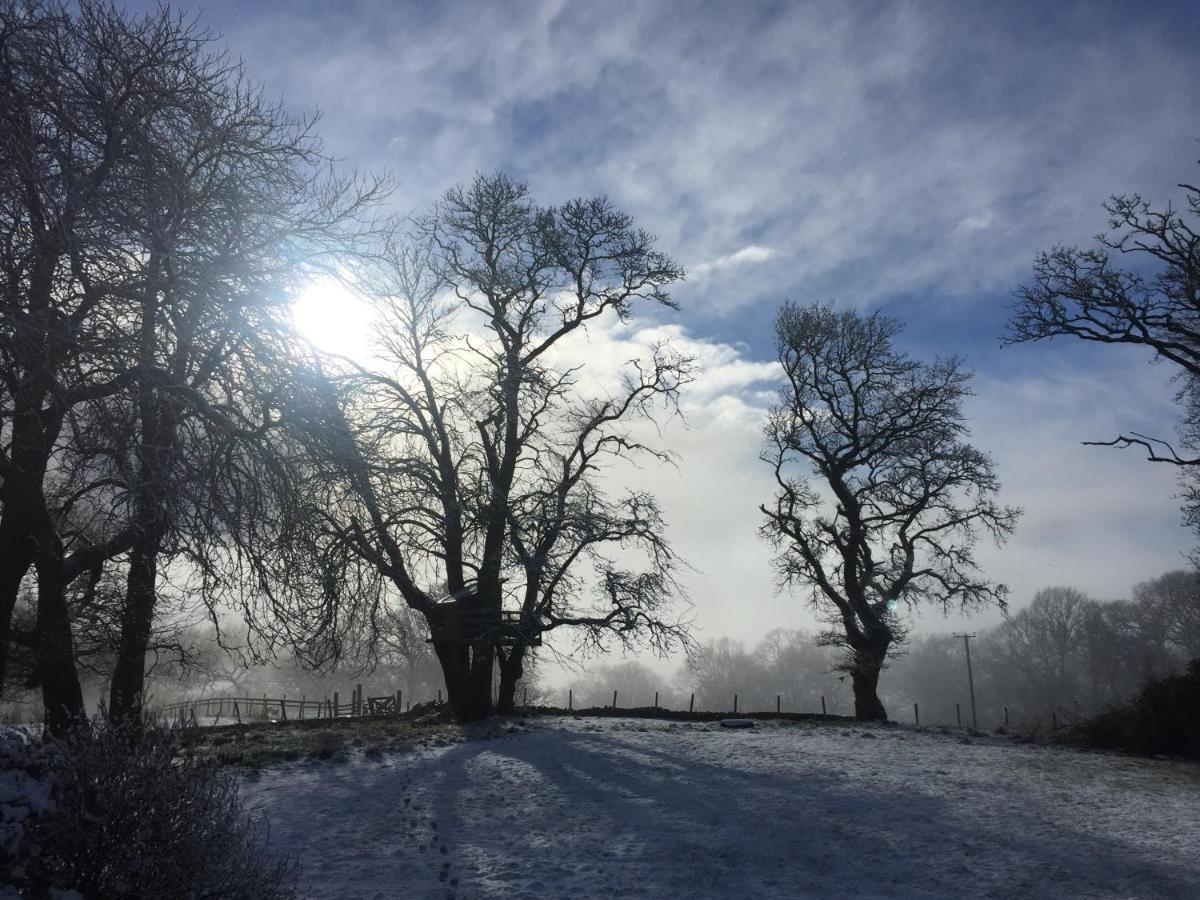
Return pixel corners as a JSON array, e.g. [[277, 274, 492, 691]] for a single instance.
[[425, 593, 499, 722], [0, 257, 62, 695], [495, 643, 527, 714], [108, 348, 177, 723], [34, 533, 84, 735], [0, 505, 37, 697], [432, 637, 494, 722], [108, 536, 162, 722], [0, 422, 54, 695], [850, 648, 888, 721]]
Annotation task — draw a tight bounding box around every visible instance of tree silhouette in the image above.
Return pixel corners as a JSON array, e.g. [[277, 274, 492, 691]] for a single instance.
[[761, 302, 1019, 720], [304, 173, 692, 722], [1009, 160, 1200, 545]]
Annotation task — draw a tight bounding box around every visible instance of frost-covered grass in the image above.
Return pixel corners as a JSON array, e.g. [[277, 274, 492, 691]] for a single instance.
[[241, 716, 1200, 899], [181, 714, 470, 768]]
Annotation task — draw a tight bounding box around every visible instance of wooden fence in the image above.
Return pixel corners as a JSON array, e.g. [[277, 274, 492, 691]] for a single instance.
[[152, 683, 420, 726]]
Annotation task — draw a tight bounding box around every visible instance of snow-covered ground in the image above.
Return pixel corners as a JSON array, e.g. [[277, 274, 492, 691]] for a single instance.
[[241, 717, 1200, 899]]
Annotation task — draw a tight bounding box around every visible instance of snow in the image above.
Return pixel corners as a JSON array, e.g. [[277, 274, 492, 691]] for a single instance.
[[0, 729, 59, 858], [0, 728, 63, 898], [241, 717, 1200, 899]]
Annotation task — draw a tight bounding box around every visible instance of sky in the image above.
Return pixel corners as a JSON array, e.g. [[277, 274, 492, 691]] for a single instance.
[[147, 1, 1200, 670]]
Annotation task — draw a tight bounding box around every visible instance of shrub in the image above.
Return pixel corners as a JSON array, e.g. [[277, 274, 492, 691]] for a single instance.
[[2, 717, 295, 898], [1065, 659, 1200, 760], [0, 728, 63, 886]]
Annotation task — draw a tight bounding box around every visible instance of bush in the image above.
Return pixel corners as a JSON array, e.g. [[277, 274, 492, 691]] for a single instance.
[[1065, 659, 1200, 760], [2, 717, 295, 898]]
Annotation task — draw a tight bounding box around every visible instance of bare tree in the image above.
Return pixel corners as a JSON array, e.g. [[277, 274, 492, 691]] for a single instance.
[[679, 637, 765, 711], [0, 1, 382, 730], [568, 659, 661, 710], [990, 587, 1093, 712], [309, 173, 692, 721], [0, 0, 201, 727], [1134, 569, 1200, 664], [1008, 160, 1200, 541], [761, 302, 1019, 720], [99, 40, 380, 723], [756, 628, 842, 711]]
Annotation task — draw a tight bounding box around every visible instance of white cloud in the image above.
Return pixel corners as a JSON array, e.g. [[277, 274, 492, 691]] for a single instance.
[[690, 245, 779, 280]]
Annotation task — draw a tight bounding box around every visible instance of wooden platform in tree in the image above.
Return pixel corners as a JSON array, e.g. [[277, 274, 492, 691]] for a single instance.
[[427, 607, 542, 647]]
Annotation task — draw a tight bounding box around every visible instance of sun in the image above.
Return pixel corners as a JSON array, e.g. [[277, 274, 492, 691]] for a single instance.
[[290, 277, 375, 359]]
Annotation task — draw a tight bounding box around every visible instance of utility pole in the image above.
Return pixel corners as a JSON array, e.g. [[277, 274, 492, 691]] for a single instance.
[[953, 632, 978, 731]]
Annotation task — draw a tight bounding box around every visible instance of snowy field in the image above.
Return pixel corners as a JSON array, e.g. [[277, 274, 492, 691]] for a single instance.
[[241, 717, 1200, 899]]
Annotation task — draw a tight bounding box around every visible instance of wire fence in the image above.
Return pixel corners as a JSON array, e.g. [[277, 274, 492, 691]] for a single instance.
[[148, 683, 1090, 734]]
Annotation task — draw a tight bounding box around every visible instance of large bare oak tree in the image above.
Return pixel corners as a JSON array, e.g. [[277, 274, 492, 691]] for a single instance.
[[761, 302, 1019, 720], [307, 173, 693, 722]]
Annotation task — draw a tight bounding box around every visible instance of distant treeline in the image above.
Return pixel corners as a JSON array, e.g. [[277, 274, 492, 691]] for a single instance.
[[884, 573, 1199, 728], [564, 629, 850, 715], [560, 570, 1200, 728]]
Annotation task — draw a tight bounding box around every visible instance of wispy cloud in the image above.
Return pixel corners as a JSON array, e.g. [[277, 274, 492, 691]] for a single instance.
[[191, 1, 1198, 323], [690, 245, 779, 280]]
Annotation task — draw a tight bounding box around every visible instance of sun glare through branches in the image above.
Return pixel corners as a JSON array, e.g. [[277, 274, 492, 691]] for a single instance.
[[291, 278, 376, 359]]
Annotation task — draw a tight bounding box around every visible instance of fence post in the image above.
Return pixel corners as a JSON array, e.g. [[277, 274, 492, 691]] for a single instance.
[[234, 700, 241, 725], [821, 696, 826, 715], [437, 688, 442, 705], [281, 695, 288, 722], [612, 690, 618, 709], [568, 688, 573, 711], [1004, 705, 1010, 727], [733, 693, 738, 714], [956, 703, 961, 727], [396, 690, 403, 715], [356, 684, 363, 716], [689, 693, 694, 713], [776, 695, 781, 714], [333, 691, 339, 718], [914, 702, 919, 726], [654, 691, 659, 708]]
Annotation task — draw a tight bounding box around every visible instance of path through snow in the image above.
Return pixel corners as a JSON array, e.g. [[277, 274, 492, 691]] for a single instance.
[[241, 717, 1200, 899]]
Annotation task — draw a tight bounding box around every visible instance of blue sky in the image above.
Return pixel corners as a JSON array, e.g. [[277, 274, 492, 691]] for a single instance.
[[152, 1, 1200, 651]]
